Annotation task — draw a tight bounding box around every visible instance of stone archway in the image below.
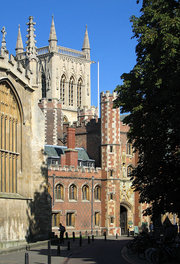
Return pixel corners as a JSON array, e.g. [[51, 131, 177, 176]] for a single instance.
[[120, 205, 128, 235]]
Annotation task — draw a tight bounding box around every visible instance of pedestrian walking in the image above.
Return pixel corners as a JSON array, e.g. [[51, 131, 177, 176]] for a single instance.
[[59, 223, 66, 243]]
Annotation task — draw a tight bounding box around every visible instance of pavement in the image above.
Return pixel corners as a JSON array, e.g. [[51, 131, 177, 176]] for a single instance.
[[0, 236, 179, 264]]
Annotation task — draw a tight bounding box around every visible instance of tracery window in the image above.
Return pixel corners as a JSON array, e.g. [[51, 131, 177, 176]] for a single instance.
[[69, 184, 77, 200], [60, 75, 66, 105], [69, 76, 74, 106], [77, 78, 82, 107], [0, 80, 21, 193], [94, 185, 101, 200], [55, 184, 64, 200], [82, 184, 89, 200]]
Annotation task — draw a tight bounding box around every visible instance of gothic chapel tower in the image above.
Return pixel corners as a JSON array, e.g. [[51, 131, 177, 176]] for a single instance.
[[38, 16, 92, 123]]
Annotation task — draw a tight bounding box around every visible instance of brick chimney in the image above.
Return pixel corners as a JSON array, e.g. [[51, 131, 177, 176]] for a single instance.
[[64, 127, 78, 167]]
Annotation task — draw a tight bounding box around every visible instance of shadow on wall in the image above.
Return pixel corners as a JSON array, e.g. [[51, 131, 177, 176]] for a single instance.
[[25, 164, 52, 243]]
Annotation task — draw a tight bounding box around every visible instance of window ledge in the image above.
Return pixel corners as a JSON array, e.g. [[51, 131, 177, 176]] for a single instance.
[[55, 199, 64, 202], [0, 192, 32, 200]]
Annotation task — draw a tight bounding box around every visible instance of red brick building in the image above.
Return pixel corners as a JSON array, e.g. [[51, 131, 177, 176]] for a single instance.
[[46, 91, 147, 236]]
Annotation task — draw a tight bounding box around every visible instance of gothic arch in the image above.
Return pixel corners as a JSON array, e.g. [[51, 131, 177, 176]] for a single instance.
[[60, 74, 66, 105], [77, 77, 83, 108], [68, 75, 75, 106], [120, 200, 133, 211], [0, 78, 23, 193], [0, 77, 24, 123]]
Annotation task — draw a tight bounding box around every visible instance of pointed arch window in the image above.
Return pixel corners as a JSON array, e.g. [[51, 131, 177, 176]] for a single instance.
[[82, 184, 89, 200], [60, 75, 66, 105], [94, 185, 101, 201], [69, 184, 77, 200], [0, 80, 22, 193], [69, 76, 74, 106], [77, 78, 82, 108], [55, 184, 64, 200]]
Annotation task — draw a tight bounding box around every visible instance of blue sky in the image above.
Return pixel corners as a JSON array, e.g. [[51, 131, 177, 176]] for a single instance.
[[0, 0, 141, 107]]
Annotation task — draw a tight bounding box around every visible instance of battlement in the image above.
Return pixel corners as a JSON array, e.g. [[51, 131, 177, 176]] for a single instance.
[[0, 53, 33, 90], [101, 91, 117, 102], [48, 164, 102, 174]]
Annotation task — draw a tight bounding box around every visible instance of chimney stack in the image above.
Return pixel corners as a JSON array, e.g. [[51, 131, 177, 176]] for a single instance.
[[62, 127, 78, 167]]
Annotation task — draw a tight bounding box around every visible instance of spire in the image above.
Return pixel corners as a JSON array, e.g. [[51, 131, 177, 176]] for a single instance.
[[82, 25, 90, 50], [48, 15, 57, 52], [82, 25, 90, 59], [15, 25, 24, 55], [26, 16, 37, 60]]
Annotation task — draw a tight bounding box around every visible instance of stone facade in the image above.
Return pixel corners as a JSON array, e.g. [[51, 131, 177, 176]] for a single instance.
[[0, 23, 51, 249]]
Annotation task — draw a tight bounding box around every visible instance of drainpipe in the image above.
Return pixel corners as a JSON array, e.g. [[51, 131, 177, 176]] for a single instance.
[[91, 176, 94, 234]]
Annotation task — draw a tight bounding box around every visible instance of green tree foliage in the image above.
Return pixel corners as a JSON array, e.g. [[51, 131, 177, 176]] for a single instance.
[[114, 0, 180, 217]]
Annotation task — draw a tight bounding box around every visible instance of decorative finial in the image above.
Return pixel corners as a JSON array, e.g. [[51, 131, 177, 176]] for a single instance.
[[1, 26, 7, 50], [16, 24, 24, 55], [82, 25, 90, 57]]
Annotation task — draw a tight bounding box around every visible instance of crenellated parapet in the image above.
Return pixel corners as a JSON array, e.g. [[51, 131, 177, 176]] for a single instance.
[[49, 164, 101, 174], [77, 105, 98, 124], [100, 90, 117, 103]]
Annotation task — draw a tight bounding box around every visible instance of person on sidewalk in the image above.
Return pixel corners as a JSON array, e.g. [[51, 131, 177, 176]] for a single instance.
[[59, 223, 66, 244]]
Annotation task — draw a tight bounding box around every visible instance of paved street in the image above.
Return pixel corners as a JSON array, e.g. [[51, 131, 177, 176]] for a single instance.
[[66, 238, 132, 264], [0, 237, 135, 264]]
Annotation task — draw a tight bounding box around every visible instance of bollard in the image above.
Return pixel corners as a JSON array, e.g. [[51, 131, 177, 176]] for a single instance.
[[73, 231, 75, 242], [48, 240, 51, 264], [79, 234, 82, 247], [127, 229, 129, 237], [104, 232, 107, 241], [68, 241, 70, 250], [88, 236, 90, 244], [66, 232, 68, 239], [116, 233, 118, 239], [92, 235, 94, 242], [57, 244, 60, 256], [25, 252, 29, 264]]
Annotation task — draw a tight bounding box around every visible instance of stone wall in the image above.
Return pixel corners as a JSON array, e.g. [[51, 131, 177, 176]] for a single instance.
[[0, 54, 51, 249]]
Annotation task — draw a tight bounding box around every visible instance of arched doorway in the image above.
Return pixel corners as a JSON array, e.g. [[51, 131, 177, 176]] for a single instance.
[[120, 205, 128, 235]]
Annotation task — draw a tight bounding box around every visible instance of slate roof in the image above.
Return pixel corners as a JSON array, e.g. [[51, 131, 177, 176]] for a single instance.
[[44, 145, 94, 162]]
